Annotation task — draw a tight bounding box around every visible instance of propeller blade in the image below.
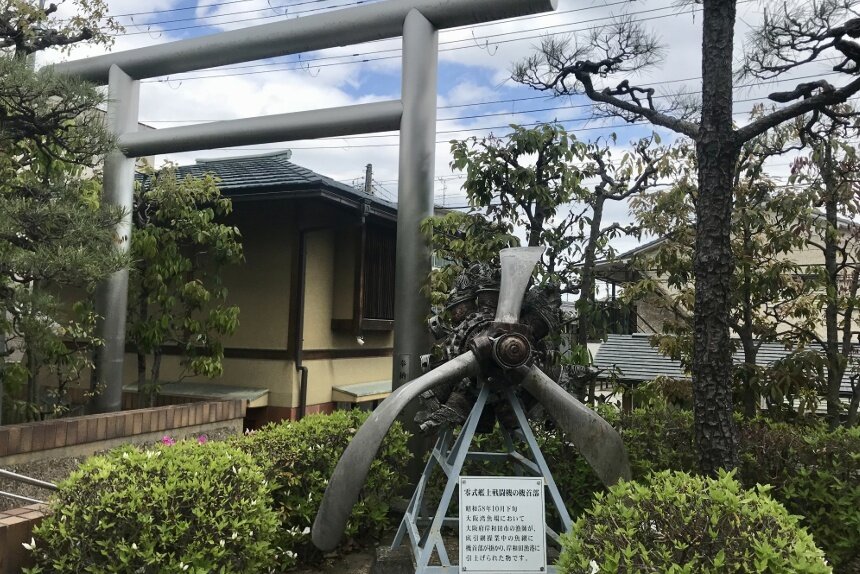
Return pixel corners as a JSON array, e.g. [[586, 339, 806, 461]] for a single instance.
[[312, 350, 480, 552], [495, 246, 545, 323], [521, 365, 631, 486]]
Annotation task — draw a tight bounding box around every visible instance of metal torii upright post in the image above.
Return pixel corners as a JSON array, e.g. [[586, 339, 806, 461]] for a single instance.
[[52, 0, 558, 412]]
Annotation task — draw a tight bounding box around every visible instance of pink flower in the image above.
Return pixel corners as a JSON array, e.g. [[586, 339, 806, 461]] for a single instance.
[[197, 434, 208, 445], [161, 435, 175, 446]]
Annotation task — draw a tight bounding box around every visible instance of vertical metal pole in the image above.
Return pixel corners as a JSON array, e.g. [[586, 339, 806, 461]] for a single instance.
[[393, 9, 437, 389], [91, 65, 139, 413], [393, 9, 438, 481]]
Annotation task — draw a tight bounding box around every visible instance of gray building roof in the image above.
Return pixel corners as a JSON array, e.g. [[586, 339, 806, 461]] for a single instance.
[[139, 151, 397, 219], [594, 333, 854, 396]]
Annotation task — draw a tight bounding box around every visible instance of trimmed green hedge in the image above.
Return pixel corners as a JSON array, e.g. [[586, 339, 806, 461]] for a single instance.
[[25, 441, 280, 574], [557, 470, 831, 574], [446, 402, 857, 572], [234, 409, 412, 568]]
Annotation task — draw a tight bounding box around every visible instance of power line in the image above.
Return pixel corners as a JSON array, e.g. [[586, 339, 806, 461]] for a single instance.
[[195, 101, 800, 152], [110, 0, 354, 20], [119, 0, 375, 31], [112, 0, 632, 35], [139, 71, 845, 145], [137, 4, 712, 76]]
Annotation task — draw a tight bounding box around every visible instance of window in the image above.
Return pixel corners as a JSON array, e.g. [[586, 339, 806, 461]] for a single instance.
[[331, 222, 396, 333], [363, 225, 396, 320]]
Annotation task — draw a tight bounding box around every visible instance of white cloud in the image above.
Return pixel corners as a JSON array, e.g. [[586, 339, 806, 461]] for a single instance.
[[33, 0, 852, 254]]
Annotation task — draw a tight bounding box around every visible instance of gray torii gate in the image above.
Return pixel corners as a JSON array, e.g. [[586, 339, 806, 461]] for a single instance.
[[53, 0, 558, 413]]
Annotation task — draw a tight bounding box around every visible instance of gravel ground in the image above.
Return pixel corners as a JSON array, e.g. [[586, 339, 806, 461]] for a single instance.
[[0, 426, 239, 512], [293, 551, 375, 574]]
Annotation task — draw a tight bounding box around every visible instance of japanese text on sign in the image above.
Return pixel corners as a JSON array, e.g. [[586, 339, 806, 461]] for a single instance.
[[459, 476, 546, 573]]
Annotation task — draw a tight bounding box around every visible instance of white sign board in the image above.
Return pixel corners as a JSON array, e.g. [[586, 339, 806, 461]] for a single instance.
[[459, 476, 546, 573]]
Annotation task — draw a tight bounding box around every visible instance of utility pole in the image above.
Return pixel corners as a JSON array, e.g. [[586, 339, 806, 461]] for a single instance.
[[364, 163, 373, 195]]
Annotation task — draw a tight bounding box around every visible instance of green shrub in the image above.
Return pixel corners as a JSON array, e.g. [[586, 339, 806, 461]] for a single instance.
[[620, 400, 697, 477], [234, 410, 411, 567], [740, 422, 860, 573], [557, 470, 831, 574], [26, 441, 279, 574]]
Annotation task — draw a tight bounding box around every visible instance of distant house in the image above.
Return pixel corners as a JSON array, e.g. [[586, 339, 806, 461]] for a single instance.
[[590, 226, 859, 410], [121, 151, 399, 426], [593, 215, 860, 338]]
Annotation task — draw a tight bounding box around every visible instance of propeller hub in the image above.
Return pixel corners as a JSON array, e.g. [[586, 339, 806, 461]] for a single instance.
[[492, 332, 532, 369]]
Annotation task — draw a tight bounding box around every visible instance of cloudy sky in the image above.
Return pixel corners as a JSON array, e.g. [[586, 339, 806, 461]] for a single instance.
[[39, 0, 845, 258]]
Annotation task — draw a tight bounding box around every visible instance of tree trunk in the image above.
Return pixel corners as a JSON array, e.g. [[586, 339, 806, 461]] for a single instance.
[[577, 196, 605, 349], [739, 336, 758, 419], [847, 381, 859, 427], [149, 351, 162, 408], [739, 220, 757, 419], [137, 292, 148, 409], [821, 154, 844, 429], [692, 0, 740, 475]]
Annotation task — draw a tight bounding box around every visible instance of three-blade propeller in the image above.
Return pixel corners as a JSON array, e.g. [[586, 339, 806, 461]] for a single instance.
[[311, 247, 630, 553]]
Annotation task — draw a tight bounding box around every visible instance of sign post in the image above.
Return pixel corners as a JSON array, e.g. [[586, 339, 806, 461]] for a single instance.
[[459, 476, 547, 573]]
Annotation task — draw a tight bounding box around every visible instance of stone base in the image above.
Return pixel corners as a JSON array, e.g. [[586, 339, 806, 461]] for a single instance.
[[370, 544, 415, 574]]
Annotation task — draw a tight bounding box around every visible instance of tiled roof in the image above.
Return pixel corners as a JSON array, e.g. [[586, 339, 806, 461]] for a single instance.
[[594, 334, 687, 382], [143, 151, 397, 214], [594, 333, 854, 396]]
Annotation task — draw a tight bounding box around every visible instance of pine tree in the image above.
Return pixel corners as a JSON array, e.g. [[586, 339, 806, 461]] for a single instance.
[[0, 0, 124, 422]]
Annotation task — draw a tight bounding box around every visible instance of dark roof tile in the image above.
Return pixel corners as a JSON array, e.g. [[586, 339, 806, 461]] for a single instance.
[[139, 151, 397, 213]]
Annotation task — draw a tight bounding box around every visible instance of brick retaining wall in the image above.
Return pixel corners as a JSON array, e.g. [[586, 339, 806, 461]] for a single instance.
[[0, 401, 247, 571], [0, 400, 245, 462], [0, 504, 45, 574]]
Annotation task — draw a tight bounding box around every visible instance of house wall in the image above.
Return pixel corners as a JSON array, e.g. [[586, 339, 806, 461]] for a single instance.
[[620, 224, 860, 341], [301, 228, 394, 408], [635, 294, 677, 334], [34, 198, 396, 421], [123, 203, 393, 417]]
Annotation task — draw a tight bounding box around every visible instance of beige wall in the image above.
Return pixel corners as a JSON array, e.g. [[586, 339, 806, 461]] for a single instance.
[[220, 201, 294, 350], [304, 357, 393, 406], [43, 200, 397, 412], [331, 227, 356, 321], [303, 228, 393, 351]]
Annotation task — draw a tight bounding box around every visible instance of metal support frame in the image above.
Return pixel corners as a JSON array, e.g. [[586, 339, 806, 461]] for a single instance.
[[51, 0, 558, 412], [392, 384, 572, 574]]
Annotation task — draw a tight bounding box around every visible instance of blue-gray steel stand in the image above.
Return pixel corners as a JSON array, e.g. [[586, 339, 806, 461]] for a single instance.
[[393, 381, 573, 573]]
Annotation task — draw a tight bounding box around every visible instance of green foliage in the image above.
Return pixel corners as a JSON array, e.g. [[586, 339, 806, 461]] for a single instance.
[[421, 211, 519, 307], [459, 402, 856, 571], [234, 410, 412, 568], [627, 120, 826, 417], [445, 125, 665, 297], [25, 441, 280, 574], [0, 54, 124, 421], [557, 470, 831, 574], [739, 421, 860, 572], [128, 166, 243, 403], [620, 400, 697, 477], [0, 0, 121, 57]]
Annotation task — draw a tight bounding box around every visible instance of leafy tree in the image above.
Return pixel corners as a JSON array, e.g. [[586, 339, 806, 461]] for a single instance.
[[420, 210, 519, 310], [128, 167, 243, 406], [426, 124, 669, 401], [0, 0, 120, 58], [514, 0, 860, 474], [627, 122, 822, 419], [0, 3, 123, 423], [789, 109, 860, 427]]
